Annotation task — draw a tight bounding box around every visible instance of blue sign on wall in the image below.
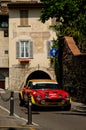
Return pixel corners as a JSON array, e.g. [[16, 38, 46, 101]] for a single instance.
[[50, 48, 59, 57]]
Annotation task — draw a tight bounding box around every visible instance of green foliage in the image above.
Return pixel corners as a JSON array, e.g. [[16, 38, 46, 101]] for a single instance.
[[40, 0, 86, 52], [40, 0, 86, 86]]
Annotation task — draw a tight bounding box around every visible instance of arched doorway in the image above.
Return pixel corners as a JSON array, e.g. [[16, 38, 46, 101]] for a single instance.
[[26, 70, 51, 83], [0, 74, 5, 89]]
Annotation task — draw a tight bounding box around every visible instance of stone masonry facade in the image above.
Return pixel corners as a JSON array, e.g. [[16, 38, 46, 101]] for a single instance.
[[9, 64, 55, 91]]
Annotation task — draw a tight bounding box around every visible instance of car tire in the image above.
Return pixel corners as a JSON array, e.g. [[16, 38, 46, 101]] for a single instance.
[[65, 104, 71, 111]]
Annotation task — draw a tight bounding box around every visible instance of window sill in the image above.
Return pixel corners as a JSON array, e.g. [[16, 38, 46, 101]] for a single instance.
[[18, 25, 31, 27], [19, 59, 30, 63]]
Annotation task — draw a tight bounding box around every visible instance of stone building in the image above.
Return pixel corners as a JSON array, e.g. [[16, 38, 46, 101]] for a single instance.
[[0, 0, 56, 90]]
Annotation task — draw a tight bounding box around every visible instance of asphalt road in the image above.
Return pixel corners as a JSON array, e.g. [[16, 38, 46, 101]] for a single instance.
[[0, 91, 86, 130]]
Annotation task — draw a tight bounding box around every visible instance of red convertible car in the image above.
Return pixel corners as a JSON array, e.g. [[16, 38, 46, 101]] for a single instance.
[[19, 79, 71, 110]]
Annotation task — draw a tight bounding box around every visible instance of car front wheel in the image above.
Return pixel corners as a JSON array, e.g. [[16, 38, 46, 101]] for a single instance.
[[65, 104, 71, 111]]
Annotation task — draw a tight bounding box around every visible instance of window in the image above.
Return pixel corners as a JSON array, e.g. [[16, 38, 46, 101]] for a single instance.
[[16, 40, 33, 59], [47, 41, 53, 58], [0, 15, 8, 28], [20, 10, 28, 26], [1, 22, 8, 28], [0, 21, 8, 28], [4, 50, 8, 54], [31, 83, 59, 90]]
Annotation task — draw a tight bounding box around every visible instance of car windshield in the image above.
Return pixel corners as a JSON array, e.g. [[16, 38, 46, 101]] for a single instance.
[[30, 83, 60, 89]]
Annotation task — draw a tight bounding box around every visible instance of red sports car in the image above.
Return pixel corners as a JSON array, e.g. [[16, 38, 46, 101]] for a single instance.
[[19, 79, 71, 110]]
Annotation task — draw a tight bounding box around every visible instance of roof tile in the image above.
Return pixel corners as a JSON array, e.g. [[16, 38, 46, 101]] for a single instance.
[[64, 36, 81, 56]]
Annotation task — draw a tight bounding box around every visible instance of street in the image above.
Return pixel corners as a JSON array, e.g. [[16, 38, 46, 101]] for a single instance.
[[0, 91, 86, 130]]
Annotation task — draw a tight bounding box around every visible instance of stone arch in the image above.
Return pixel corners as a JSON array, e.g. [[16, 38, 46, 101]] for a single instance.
[[25, 67, 55, 84]]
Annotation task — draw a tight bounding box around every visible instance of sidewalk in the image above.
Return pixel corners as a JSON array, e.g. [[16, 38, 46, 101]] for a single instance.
[[0, 107, 38, 130], [71, 101, 86, 113], [0, 89, 41, 130]]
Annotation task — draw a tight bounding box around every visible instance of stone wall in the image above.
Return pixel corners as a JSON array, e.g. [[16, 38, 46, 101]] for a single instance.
[[62, 37, 86, 103]]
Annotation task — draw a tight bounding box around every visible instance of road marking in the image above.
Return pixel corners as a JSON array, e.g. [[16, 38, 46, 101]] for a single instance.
[[0, 105, 10, 114], [0, 105, 39, 127]]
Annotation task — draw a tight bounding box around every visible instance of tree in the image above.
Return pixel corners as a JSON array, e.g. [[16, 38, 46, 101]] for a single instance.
[[40, 0, 86, 87], [40, 0, 86, 52]]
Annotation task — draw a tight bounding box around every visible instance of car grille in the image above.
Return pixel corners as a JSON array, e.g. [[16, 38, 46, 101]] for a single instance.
[[45, 98, 62, 102]]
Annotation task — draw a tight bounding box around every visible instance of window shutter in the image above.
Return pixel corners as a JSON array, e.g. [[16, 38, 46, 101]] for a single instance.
[[20, 10, 28, 26], [30, 41, 33, 58], [16, 42, 19, 58]]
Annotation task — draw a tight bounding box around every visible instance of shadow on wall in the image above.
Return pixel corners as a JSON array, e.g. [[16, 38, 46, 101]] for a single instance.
[[8, 128, 16, 130]]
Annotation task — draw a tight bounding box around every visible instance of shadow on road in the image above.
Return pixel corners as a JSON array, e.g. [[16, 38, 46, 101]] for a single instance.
[[0, 128, 32, 130]]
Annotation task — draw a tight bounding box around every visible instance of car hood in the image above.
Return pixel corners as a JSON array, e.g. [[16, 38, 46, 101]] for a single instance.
[[32, 89, 68, 97]]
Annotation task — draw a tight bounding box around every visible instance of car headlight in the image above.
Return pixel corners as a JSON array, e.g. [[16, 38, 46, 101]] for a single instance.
[[65, 95, 70, 100], [58, 94, 62, 98], [36, 94, 41, 100], [45, 93, 49, 98], [41, 100, 45, 104]]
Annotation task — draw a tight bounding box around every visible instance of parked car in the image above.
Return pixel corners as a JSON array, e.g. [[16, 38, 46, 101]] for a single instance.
[[19, 79, 71, 110]]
